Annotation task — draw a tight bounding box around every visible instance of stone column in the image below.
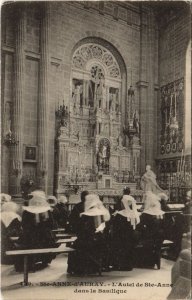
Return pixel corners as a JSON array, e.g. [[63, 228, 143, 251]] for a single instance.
[[146, 10, 156, 169], [83, 80, 86, 106], [121, 73, 127, 133], [11, 6, 25, 195], [106, 86, 109, 110], [38, 3, 50, 193], [85, 80, 89, 106], [137, 6, 149, 174]]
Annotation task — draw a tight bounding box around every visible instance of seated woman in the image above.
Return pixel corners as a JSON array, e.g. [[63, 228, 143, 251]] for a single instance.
[[47, 195, 60, 228], [111, 187, 140, 271], [135, 191, 165, 269], [15, 191, 57, 271], [1, 201, 22, 264], [67, 194, 110, 275], [68, 191, 89, 234], [55, 195, 69, 229]]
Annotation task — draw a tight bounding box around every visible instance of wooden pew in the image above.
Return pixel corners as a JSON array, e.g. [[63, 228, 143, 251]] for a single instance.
[[56, 237, 77, 244], [55, 233, 71, 238], [6, 244, 75, 286]]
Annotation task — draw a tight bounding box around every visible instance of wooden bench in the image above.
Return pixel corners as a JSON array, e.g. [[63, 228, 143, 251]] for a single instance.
[[10, 237, 19, 241], [6, 244, 75, 286], [55, 233, 76, 238], [162, 239, 174, 247], [52, 228, 66, 232], [161, 239, 174, 259], [56, 237, 77, 244]]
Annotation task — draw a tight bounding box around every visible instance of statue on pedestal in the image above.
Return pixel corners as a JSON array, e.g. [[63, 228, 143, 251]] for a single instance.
[[141, 165, 165, 196]]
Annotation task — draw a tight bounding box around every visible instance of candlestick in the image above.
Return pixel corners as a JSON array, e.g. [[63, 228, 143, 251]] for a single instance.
[[174, 92, 177, 118]]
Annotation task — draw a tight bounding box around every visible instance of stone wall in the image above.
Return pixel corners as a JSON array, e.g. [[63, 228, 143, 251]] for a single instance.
[[2, 2, 189, 195]]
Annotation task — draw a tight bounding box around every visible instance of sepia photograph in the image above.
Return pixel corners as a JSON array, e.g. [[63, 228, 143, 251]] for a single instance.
[[1, 0, 191, 299]]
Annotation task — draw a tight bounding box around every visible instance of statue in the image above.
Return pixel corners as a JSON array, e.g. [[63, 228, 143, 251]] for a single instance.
[[97, 140, 110, 172], [133, 110, 140, 136], [115, 89, 119, 113], [141, 165, 164, 196], [109, 93, 113, 111], [102, 144, 107, 158], [74, 84, 83, 107], [90, 65, 105, 109], [117, 134, 123, 147]]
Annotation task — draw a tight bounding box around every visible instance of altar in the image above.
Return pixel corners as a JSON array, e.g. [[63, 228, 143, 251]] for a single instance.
[[54, 43, 141, 199]]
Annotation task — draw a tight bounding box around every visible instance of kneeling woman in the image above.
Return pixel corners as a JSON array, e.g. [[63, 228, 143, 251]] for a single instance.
[[135, 191, 165, 269], [112, 188, 140, 271], [1, 201, 22, 264], [15, 191, 57, 271], [67, 194, 110, 275]]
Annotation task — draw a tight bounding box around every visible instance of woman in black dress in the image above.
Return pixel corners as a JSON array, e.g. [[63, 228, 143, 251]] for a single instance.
[[55, 195, 69, 228], [135, 191, 165, 269], [111, 188, 140, 271], [15, 191, 57, 271], [1, 201, 22, 264], [67, 194, 110, 275], [68, 190, 89, 234]]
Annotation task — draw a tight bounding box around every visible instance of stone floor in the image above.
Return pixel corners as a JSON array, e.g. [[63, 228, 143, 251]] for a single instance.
[[1, 254, 174, 300]]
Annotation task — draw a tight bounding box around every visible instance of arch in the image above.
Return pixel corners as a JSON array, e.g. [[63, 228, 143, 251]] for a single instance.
[[68, 33, 127, 127], [72, 43, 121, 80], [68, 35, 127, 77], [184, 42, 191, 155]]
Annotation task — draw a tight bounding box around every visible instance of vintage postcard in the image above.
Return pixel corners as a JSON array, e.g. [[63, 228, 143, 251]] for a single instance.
[[1, 0, 191, 299]]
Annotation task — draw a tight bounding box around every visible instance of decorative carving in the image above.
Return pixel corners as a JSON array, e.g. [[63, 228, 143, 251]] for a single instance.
[[109, 66, 120, 78], [102, 53, 113, 66], [80, 46, 92, 60], [73, 55, 85, 69], [55, 103, 69, 129], [92, 45, 103, 59], [72, 43, 121, 79]]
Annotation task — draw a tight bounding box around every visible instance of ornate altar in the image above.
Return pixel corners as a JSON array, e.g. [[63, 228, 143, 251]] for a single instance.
[[54, 43, 141, 197]]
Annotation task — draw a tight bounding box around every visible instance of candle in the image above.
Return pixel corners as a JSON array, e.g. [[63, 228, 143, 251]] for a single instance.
[[174, 92, 177, 118], [169, 94, 173, 124], [91, 148, 93, 167]]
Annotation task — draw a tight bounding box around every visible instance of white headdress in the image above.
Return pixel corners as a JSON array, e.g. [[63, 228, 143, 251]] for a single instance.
[[59, 195, 68, 204], [80, 194, 110, 232], [1, 201, 21, 227], [117, 195, 140, 229], [0, 193, 11, 206], [22, 191, 50, 214]]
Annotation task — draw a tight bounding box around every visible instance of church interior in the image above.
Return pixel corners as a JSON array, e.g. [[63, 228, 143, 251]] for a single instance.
[[1, 1, 191, 299]]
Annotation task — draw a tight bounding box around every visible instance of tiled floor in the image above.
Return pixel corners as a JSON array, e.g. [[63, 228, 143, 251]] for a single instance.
[[1, 254, 174, 300]]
